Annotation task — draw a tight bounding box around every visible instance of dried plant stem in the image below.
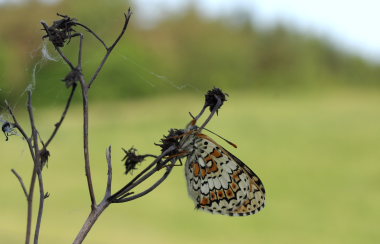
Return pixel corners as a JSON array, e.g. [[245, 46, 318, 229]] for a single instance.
[[5, 85, 79, 244], [26, 90, 46, 244], [5, 99, 38, 244], [109, 146, 176, 202], [5, 101, 34, 155], [11, 169, 28, 199], [73, 200, 110, 244], [44, 85, 77, 148], [7, 10, 192, 244], [73, 147, 113, 243], [73, 9, 132, 223], [115, 161, 175, 203], [105, 146, 113, 199], [6, 12, 134, 244], [44, 12, 133, 242], [199, 98, 221, 130], [88, 10, 132, 88], [34, 171, 45, 244], [78, 34, 84, 69], [76, 32, 98, 208], [75, 23, 108, 50], [26, 168, 37, 244], [79, 78, 97, 209]]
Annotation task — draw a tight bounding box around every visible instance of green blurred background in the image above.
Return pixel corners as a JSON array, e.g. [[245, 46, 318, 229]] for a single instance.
[[0, 0, 379, 243]]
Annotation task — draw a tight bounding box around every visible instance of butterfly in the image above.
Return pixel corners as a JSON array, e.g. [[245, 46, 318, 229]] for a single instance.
[[178, 120, 266, 216]]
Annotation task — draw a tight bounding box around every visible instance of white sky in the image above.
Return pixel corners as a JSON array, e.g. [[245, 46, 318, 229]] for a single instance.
[[1, 0, 379, 61], [132, 0, 380, 62]]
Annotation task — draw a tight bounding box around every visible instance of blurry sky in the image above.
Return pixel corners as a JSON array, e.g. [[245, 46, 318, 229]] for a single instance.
[[131, 0, 380, 62], [0, 0, 379, 61]]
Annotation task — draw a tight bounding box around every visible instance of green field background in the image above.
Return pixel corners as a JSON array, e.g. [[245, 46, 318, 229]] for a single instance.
[[1, 90, 379, 243], [1, 0, 380, 243]]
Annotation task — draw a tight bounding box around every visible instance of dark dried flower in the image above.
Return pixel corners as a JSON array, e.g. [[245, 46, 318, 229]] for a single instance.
[[156, 129, 184, 156], [2, 121, 16, 141], [40, 148, 50, 168], [122, 147, 146, 175], [62, 68, 81, 87], [204, 87, 228, 114], [42, 13, 78, 47]]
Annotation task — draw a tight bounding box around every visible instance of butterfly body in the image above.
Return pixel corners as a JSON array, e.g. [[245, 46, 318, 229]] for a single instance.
[[181, 128, 266, 216]]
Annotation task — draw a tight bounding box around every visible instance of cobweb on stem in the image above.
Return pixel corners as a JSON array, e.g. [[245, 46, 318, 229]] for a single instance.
[[9, 39, 63, 114], [26, 40, 60, 93]]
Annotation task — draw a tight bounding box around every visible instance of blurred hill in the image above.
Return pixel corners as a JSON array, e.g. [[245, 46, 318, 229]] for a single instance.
[[0, 0, 379, 106]]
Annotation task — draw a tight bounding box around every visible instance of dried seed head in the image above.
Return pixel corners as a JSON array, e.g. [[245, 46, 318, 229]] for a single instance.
[[156, 129, 184, 156], [40, 148, 50, 168], [204, 87, 228, 114], [122, 147, 146, 175], [42, 13, 77, 47], [62, 68, 81, 87]]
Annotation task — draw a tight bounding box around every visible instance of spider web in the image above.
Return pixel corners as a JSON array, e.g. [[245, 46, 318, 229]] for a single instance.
[[117, 53, 201, 92], [5, 40, 61, 113], [0, 40, 59, 142], [1, 31, 204, 122]]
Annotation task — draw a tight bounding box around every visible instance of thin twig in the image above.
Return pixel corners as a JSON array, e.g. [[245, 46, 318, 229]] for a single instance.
[[26, 91, 40, 164], [88, 10, 132, 88], [11, 169, 28, 199], [44, 85, 77, 148], [78, 34, 84, 70], [109, 146, 175, 202], [117, 157, 171, 195], [75, 23, 108, 50], [6, 99, 37, 244], [26, 91, 46, 244], [34, 171, 45, 244], [79, 75, 97, 209], [56, 47, 75, 70], [112, 160, 175, 203], [104, 146, 112, 199], [24, 92, 39, 244], [5, 101, 35, 158], [115, 191, 134, 200], [26, 169, 37, 244], [108, 10, 132, 51], [115, 154, 157, 194]]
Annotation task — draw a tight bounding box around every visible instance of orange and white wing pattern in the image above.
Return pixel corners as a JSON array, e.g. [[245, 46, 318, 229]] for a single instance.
[[185, 133, 266, 216]]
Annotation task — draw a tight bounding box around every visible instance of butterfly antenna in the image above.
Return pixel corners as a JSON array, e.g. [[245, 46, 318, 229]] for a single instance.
[[203, 127, 237, 148]]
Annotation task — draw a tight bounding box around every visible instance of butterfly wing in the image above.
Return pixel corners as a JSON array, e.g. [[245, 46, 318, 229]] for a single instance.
[[185, 134, 266, 216]]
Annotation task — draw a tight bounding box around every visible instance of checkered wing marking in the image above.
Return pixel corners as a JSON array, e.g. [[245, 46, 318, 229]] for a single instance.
[[185, 134, 266, 216]]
